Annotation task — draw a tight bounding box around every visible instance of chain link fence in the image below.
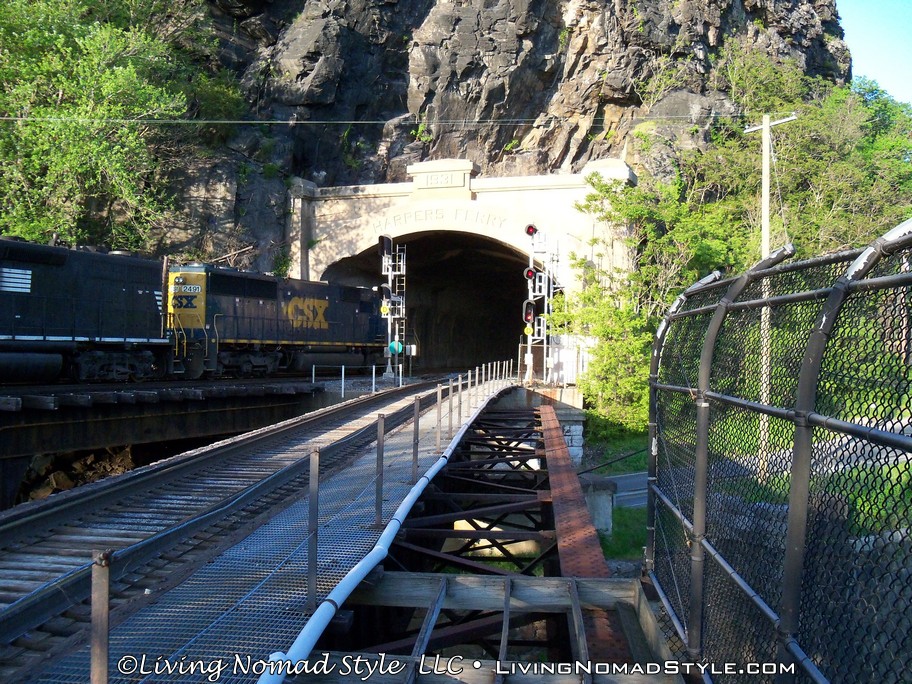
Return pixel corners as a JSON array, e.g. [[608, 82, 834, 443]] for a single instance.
[[647, 219, 912, 683]]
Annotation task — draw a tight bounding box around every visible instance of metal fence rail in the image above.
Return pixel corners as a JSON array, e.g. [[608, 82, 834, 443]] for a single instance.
[[647, 219, 912, 683]]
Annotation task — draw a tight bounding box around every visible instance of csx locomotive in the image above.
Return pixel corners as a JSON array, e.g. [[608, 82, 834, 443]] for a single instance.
[[0, 238, 385, 382]]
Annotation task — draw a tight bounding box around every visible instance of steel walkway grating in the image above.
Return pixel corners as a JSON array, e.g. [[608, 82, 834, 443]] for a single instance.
[[31, 385, 506, 683]]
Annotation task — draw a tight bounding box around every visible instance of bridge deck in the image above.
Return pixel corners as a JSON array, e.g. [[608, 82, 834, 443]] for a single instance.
[[22, 386, 674, 684]]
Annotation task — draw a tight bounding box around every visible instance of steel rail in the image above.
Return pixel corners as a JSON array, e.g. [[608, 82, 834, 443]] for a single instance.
[[0, 381, 437, 537], [0, 381, 441, 644]]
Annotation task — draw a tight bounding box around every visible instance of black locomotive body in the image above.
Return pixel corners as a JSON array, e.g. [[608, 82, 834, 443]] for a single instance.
[[0, 239, 168, 381], [167, 264, 385, 378], [0, 238, 384, 383]]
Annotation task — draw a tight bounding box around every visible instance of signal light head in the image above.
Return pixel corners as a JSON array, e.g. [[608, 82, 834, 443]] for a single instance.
[[524, 267, 536, 280], [522, 300, 535, 323], [524, 224, 538, 237]]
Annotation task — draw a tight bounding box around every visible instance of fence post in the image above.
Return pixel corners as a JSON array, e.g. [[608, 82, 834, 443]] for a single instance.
[[448, 379, 453, 441], [412, 396, 420, 484], [91, 549, 113, 684], [341, 365, 346, 399], [457, 374, 463, 424], [687, 251, 791, 661], [436, 384, 442, 452], [688, 275, 752, 659], [372, 365, 376, 394], [375, 414, 385, 527], [307, 449, 320, 613]]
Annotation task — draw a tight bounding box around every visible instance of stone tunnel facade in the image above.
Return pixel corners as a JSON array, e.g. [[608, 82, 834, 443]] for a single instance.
[[284, 158, 636, 371]]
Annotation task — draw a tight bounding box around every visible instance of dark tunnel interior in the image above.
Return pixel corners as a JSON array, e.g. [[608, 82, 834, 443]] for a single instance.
[[321, 232, 534, 370]]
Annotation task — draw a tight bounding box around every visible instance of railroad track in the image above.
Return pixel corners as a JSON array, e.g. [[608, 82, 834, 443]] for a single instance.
[[0, 380, 441, 663]]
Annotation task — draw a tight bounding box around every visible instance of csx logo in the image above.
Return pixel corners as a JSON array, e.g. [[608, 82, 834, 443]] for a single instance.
[[171, 295, 198, 309], [286, 297, 329, 330]]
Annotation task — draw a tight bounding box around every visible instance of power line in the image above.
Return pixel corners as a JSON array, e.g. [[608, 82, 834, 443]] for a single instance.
[[0, 112, 784, 127]]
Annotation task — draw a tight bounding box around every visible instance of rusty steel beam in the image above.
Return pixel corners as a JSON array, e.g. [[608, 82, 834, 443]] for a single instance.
[[400, 499, 542, 528], [391, 540, 520, 576], [365, 612, 541, 654], [539, 405, 610, 579], [539, 404, 632, 663]]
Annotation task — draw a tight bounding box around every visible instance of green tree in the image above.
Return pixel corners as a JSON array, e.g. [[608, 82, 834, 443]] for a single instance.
[[571, 45, 912, 432], [682, 72, 912, 258], [550, 274, 653, 433], [0, 0, 244, 249]]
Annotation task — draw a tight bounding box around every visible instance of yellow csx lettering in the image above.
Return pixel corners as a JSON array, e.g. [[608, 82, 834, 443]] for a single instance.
[[285, 297, 329, 330]]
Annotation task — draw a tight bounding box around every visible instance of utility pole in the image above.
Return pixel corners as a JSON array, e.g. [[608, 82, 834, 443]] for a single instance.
[[744, 113, 797, 478], [744, 113, 797, 260]]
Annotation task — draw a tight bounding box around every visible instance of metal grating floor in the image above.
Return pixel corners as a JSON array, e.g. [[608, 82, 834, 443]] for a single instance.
[[33, 384, 504, 684]]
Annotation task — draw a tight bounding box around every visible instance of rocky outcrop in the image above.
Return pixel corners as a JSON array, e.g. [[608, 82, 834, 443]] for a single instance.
[[168, 0, 849, 260]]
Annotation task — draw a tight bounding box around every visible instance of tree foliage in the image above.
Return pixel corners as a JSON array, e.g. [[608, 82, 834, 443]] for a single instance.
[[0, 0, 244, 249], [571, 43, 912, 433]]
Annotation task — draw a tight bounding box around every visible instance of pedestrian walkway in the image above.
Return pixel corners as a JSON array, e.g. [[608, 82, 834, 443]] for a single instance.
[[32, 378, 512, 684]]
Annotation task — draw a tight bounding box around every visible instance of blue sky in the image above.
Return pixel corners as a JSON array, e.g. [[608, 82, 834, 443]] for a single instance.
[[837, 0, 912, 103]]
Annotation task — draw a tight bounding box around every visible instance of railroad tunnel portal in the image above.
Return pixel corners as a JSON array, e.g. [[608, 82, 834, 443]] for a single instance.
[[293, 158, 636, 371], [322, 231, 532, 370]]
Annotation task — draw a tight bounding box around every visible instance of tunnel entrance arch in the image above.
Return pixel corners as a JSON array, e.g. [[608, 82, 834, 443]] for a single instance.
[[289, 158, 636, 370], [322, 230, 534, 369]]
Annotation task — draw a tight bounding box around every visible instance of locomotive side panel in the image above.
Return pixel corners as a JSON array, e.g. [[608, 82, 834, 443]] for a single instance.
[[281, 280, 384, 363], [0, 241, 165, 381], [280, 280, 342, 348], [76, 252, 164, 344], [166, 264, 385, 376], [208, 270, 282, 344], [0, 242, 163, 344]]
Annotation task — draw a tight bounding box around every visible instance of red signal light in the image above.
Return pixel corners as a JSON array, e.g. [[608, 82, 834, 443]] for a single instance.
[[524, 224, 538, 237], [524, 267, 536, 280], [522, 300, 535, 323]]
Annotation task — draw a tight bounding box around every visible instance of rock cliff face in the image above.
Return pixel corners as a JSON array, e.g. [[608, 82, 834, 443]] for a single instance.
[[179, 0, 849, 266]]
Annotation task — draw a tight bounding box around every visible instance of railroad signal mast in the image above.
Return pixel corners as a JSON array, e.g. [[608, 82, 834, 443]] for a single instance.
[[379, 235, 406, 380], [521, 224, 555, 383]]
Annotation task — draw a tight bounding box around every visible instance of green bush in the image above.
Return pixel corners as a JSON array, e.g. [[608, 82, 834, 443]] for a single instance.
[[185, 70, 247, 145]]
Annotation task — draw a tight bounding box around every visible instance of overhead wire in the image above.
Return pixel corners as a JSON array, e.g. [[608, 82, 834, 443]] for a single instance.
[[0, 112, 794, 126]]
